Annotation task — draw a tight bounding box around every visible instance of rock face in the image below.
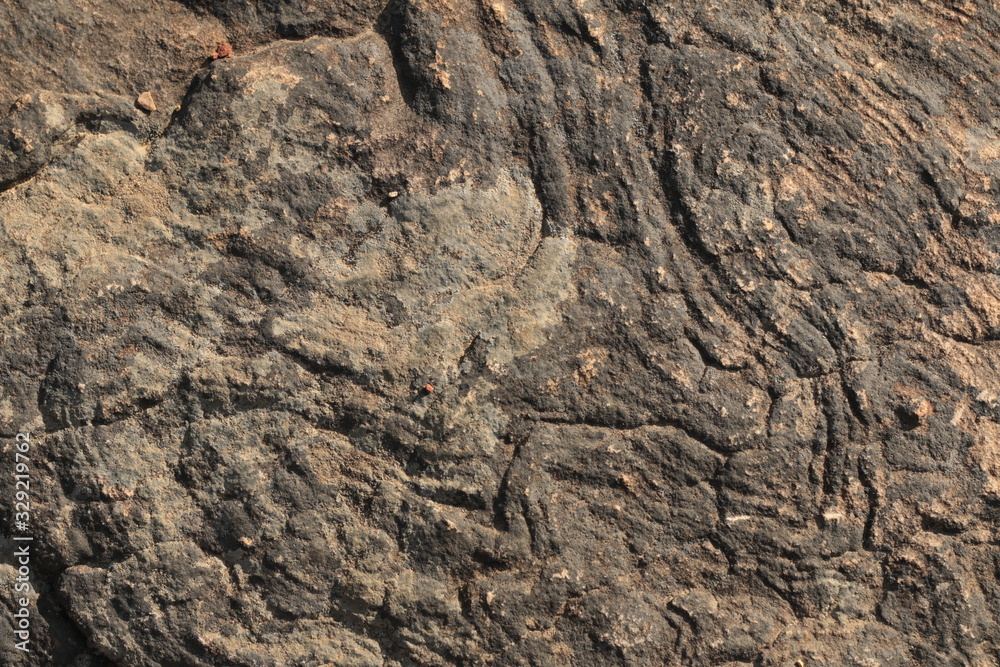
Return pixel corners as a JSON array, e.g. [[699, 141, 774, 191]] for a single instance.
[[2, 0, 1000, 665]]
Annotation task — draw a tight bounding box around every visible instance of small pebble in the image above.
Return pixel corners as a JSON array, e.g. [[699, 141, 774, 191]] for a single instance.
[[136, 91, 156, 112], [424, 383, 435, 393], [212, 42, 233, 59]]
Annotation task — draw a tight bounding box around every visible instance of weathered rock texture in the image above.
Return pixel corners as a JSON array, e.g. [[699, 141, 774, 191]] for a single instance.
[[2, 0, 1000, 665]]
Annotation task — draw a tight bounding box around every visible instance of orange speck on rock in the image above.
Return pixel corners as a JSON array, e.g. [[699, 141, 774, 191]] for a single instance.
[[424, 383, 435, 393], [212, 42, 233, 59]]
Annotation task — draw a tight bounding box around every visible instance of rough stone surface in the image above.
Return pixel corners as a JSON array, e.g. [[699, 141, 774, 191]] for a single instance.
[[2, 1, 1000, 665]]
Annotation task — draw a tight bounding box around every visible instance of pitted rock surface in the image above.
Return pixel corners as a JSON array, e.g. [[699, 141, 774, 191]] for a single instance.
[[2, 1, 1000, 666]]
